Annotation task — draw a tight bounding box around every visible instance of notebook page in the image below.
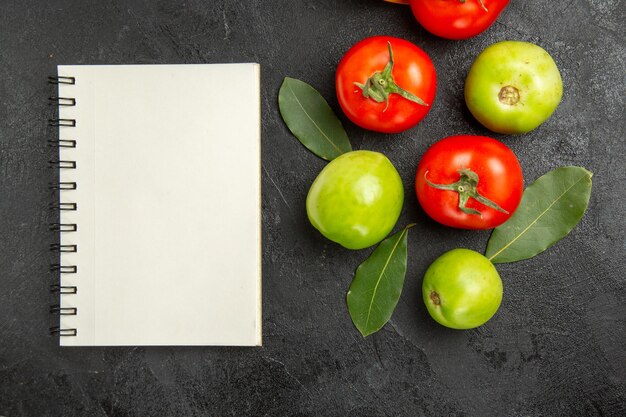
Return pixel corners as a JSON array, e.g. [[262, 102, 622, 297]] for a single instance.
[[57, 64, 261, 346]]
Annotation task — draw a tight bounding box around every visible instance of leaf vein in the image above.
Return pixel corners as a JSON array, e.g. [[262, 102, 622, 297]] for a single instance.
[[363, 229, 406, 331], [286, 81, 343, 155], [488, 173, 589, 261]]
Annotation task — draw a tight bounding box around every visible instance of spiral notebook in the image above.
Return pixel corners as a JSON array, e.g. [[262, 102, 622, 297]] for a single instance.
[[49, 64, 261, 346]]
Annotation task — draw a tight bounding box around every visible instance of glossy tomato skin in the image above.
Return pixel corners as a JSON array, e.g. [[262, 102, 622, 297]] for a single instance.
[[409, 0, 510, 40], [307, 150, 404, 250], [423, 248, 503, 329], [465, 41, 563, 134], [415, 135, 523, 229], [336, 36, 436, 133]]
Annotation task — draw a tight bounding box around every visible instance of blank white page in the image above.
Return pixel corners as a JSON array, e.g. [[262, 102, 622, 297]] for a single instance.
[[56, 64, 261, 346]]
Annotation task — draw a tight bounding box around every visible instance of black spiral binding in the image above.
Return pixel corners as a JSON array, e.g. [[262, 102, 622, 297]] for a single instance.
[[49, 75, 78, 338]]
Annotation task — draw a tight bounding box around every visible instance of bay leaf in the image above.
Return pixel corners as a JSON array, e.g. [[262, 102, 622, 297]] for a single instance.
[[486, 166, 593, 264], [278, 77, 352, 161], [347, 224, 414, 337]]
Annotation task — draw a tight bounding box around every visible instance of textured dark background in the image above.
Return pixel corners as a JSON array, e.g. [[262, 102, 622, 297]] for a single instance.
[[1, 0, 625, 416]]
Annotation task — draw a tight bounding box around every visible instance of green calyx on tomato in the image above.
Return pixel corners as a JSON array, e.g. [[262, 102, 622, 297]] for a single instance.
[[424, 168, 509, 215], [336, 36, 436, 133], [415, 135, 523, 230], [354, 42, 428, 111]]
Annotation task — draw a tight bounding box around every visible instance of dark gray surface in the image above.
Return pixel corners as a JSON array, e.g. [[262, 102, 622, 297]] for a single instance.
[[1, 0, 625, 416]]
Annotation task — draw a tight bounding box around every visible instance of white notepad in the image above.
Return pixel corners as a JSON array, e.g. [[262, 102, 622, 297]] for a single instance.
[[53, 64, 261, 346]]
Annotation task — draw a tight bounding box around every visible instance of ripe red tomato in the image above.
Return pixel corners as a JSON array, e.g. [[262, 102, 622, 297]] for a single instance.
[[336, 36, 436, 133], [409, 0, 510, 40], [415, 135, 523, 229]]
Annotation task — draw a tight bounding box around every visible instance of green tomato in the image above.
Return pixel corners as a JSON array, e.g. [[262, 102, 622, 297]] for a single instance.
[[306, 150, 404, 250], [465, 41, 563, 134], [422, 249, 503, 329]]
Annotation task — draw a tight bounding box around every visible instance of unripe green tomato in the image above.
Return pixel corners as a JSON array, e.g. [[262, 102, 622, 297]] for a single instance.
[[306, 150, 404, 250], [465, 41, 563, 134], [423, 249, 503, 329]]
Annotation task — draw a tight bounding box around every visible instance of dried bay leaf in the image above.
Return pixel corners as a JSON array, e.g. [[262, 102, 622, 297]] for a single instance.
[[486, 166, 593, 263], [278, 77, 351, 161], [347, 225, 414, 337]]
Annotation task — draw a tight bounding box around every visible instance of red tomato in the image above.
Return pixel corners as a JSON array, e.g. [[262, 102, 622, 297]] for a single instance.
[[409, 0, 510, 40], [336, 36, 436, 133], [415, 135, 523, 229]]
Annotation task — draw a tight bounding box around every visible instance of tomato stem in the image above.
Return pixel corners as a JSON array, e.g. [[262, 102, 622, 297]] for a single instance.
[[354, 42, 428, 111], [459, 0, 488, 12], [425, 168, 508, 215]]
